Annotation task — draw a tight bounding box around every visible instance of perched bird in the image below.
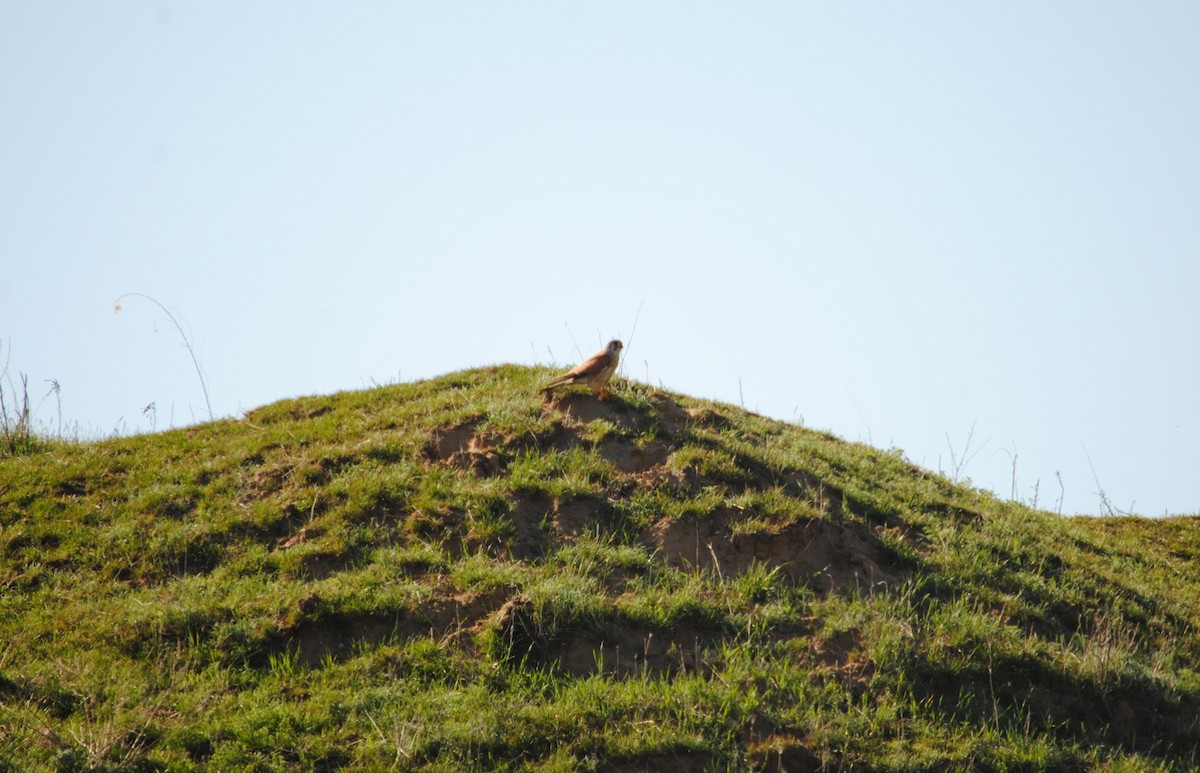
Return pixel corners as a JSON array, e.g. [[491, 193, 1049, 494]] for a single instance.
[[542, 339, 624, 398]]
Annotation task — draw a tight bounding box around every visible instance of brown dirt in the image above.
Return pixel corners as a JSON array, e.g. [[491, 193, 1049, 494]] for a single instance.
[[597, 437, 672, 474], [542, 391, 648, 431], [287, 586, 512, 666], [647, 511, 904, 594], [549, 622, 729, 678], [275, 526, 316, 551], [508, 494, 601, 544], [745, 738, 824, 773], [492, 595, 714, 678], [425, 417, 505, 476]]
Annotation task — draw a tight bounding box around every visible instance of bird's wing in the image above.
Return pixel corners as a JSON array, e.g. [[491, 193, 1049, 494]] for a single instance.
[[565, 350, 614, 379]]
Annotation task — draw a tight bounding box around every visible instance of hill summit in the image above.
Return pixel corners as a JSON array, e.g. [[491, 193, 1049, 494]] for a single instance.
[[1, 365, 1198, 770]]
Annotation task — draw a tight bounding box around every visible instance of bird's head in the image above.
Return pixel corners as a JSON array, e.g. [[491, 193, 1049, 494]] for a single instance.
[[608, 339, 624, 354]]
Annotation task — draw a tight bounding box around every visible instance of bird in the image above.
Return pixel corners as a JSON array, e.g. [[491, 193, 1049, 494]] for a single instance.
[[541, 339, 624, 399]]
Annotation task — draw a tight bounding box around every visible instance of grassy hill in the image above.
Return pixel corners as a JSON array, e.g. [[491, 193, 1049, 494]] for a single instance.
[[1, 365, 1198, 771]]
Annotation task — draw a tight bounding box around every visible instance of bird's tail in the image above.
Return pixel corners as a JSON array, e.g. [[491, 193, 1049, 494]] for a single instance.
[[540, 374, 572, 392]]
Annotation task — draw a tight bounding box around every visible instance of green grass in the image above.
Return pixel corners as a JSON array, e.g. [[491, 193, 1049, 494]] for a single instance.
[[1, 364, 1198, 771]]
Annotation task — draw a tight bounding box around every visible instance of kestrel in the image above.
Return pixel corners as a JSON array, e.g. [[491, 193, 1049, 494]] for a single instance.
[[542, 339, 624, 398]]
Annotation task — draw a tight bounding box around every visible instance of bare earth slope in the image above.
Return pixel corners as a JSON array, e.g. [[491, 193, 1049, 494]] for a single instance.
[[1, 365, 1197, 770]]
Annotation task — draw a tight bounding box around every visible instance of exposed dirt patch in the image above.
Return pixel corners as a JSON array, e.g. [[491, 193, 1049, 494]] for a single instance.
[[808, 627, 875, 695], [297, 550, 351, 581], [416, 587, 514, 642], [549, 498, 598, 540], [288, 612, 400, 667], [243, 454, 349, 502], [456, 444, 505, 476], [275, 526, 317, 551], [551, 623, 730, 678], [647, 512, 905, 594], [245, 461, 291, 498], [632, 460, 701, 492], [745, 738, 823, 773], [493, 504, 551, 560], [405, 507, 545, 562], [598, 437, 671, 474], [685, 406, 732, 431], [652, 395, 693, 433], [525, 420, 588, 452], [426, 418, 481, 461], [491, 596, 739, 678], [510, 494, 610, 543], [287, 586, 512, 667], [425, 418, 507, 476], [543, 392, 647, 431], [810, 627, 862, 669]]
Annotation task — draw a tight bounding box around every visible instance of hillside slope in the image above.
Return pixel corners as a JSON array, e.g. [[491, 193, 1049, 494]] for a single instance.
[[1, 365, 1198, 771]]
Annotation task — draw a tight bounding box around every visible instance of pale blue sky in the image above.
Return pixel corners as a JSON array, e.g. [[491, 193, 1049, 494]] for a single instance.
[[2, 3, 1198, 516]]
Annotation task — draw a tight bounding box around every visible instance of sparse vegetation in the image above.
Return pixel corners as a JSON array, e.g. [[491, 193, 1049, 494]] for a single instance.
[[0, 372, 41, 458], [1, 365, 1197, 770]]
